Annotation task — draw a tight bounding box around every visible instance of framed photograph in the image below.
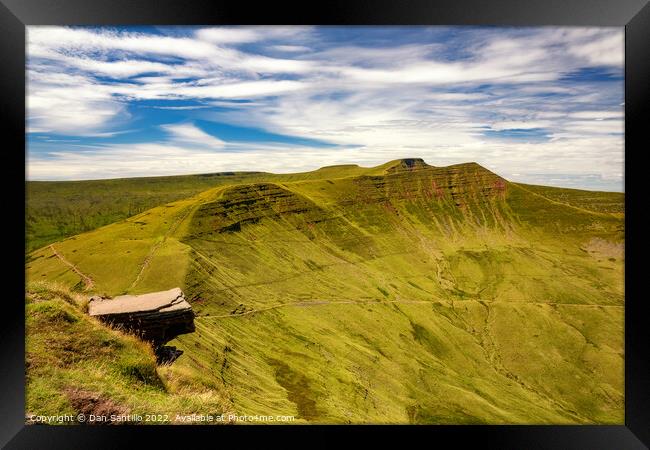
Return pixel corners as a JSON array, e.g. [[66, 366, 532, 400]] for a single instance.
[[2, 0, 648, 447]]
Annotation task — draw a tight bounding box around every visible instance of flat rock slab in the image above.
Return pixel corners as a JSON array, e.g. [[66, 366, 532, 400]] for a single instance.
[[88, 287, 195, 348], [88, 287, 189, 316]]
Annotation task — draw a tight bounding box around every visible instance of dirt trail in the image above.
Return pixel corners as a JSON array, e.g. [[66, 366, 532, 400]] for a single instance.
[[128, 239, 165, 291], [49, 244, 94, 290], [128, 204, 195, 291], [473, 300, 589, 422]]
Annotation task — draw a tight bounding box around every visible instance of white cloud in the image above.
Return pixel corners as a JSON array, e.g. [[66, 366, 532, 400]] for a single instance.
[[567, 30, 624, 66], [490, 121, 551, 131], [427, 92, 489, 101], [28, 26, 220, 60], [236, 56, 316, 74], [161, 123, 225, 148], [195, 27, 262, 44], [171, 80, 308, 99], [27, 72, 126, 135], [569, 110, 623, 120], [336, 60, 556, 86], [270, 45, 311, 53], [196, 26, 313, 44], [63, 58, 172, 78], [560, 120, 624, 135]]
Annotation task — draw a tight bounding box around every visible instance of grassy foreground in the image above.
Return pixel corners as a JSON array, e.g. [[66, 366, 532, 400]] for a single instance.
[[26, 159, 624, 424], [26, 282, 233, 424]]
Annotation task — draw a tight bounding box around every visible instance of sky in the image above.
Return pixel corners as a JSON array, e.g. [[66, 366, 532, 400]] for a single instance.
[[26, 26, 624, 191]]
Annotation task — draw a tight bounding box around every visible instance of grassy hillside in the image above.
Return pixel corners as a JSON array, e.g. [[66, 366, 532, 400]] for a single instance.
[[25, 159, 624, 424], [513, 183, 624, 215], [26, 165, 372, 253], [26, 172, 266, 253]]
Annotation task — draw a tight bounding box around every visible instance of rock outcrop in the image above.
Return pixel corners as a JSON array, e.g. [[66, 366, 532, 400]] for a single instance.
[[384, 158, 430, 174], [88, 288, 194, 363]]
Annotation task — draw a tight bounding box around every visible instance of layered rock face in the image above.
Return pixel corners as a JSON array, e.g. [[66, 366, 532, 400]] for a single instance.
[[88, 288, 195, 362], [189, 182, 331, 237]]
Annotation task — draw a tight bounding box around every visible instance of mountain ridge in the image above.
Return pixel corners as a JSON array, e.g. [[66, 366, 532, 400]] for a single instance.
[[26, 158, 622, 252]]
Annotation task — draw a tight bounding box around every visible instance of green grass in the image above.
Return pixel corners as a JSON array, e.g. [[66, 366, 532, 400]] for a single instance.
[[513, 183, 624, 215], [25, 160, 624, 424], [26, 164, 381, 253]]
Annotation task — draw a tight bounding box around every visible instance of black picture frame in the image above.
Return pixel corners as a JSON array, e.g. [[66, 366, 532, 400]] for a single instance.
[[2, 1, 648, 448]]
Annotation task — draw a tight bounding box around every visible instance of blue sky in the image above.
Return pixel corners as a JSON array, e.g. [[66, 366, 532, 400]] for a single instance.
[[27, 26, 624, 191]]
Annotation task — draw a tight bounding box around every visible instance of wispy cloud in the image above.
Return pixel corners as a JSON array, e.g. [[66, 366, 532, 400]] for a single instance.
[[269, 45, 312, 53], [195, 26, 314, 45], [161, 123, 225, 148]]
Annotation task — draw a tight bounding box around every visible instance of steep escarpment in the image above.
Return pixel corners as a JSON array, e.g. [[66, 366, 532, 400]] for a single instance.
[[353, 162, 506, 203], [189, 183, 335, 236], [345, 162, 509, 225], [181, 162, 513, 314], [187, 182, 374, 258]]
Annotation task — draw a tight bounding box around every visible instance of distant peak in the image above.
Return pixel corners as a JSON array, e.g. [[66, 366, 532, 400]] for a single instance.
[[384, 158, 430, 173], [318, 164, 361, 170]]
